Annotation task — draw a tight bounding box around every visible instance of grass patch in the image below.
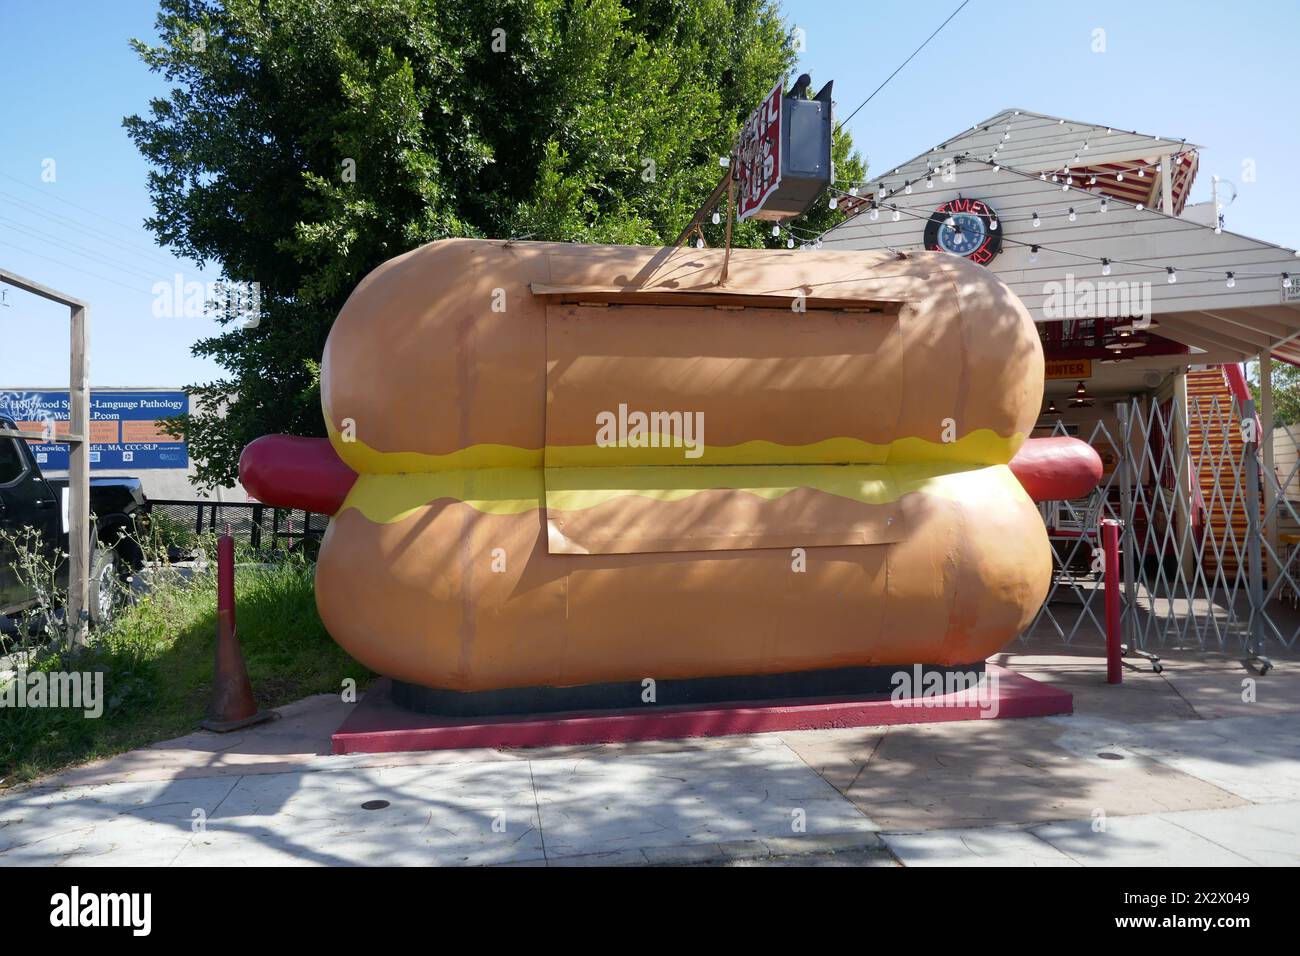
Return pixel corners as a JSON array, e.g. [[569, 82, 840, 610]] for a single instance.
[[0, 555, 371, 787]]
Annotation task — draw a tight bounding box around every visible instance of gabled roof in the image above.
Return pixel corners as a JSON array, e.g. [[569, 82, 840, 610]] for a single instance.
[[857, 108, 1201, 216]]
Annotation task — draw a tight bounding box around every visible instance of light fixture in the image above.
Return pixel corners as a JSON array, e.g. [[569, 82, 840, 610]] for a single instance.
[[1068, 208, 1077, 221], [1167, 267, 1177, 284], [1285, 273, 1294, 289], [1226, 272, 1236, 288], [869, 203, 879, 221], [772, 225, 780, 237], [711, 212, 720, 224], [1028, 245, 1039, 264], [1032, 212, 1041, 227], [786, 238, 794, 248], [1117, 172, 1124, 181], [1100, 198, 1108, 213], [892, 206, 901, 222], [1044, 399, 1060, 415], [904, 180, 913, 194], [829, 196, 838, 209], [1101, 258, 1111, 275], [990, 217, 999, 230]]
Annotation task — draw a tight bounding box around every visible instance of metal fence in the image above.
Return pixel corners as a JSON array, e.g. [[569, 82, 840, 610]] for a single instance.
[[148, 499, 328, 557], [1025, 388, 1296, 663]]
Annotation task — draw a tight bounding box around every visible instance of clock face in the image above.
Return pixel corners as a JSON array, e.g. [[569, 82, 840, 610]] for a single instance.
[[923, 198, 1003, 265]]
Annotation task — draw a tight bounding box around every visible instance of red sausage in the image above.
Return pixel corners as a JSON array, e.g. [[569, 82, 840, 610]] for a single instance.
[[239, 435, 356, 515], [1008, 436, 1103, 502], [237, 433, 1102, 516]]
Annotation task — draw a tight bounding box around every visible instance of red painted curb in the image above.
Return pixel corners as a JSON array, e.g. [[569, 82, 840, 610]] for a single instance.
[[331, 664, 1072, 755]]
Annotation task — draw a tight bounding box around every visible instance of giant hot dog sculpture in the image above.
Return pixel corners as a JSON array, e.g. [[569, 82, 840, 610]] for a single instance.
[[241, 239, 1101, 709]]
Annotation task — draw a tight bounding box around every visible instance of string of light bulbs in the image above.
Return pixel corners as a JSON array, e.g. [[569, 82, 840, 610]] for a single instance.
[[818, 186, 1296, 288]]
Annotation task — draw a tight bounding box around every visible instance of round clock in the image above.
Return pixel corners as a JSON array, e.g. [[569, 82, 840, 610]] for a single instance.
[[923, 198, 1003, 265]]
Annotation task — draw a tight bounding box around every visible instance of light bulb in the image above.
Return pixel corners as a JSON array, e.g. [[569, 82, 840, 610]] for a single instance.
[[1100, 199, 1108, 213], [1285, 273, 1293, 289], [1226, 272, 1235, 288], [1138, 168, 1145, 177], [1089, 175, 1097, 184], [849, 186, 858, 196], [1040, 173, 1047, 181], [1136, 203, 1144, 211], [1167, 267, 1177, 284], [1083, 141, 1090, 150], [787, 238, 794, 248], [694, 238, 704, 249], [990, 218, 999, 231], [926, 176, 933, 188], [892, 207, 901, 222], [993, 164, 1000, 172], [1028, 246, 1039, 264], [869, 205, 879, 221], [829, 196, 838, 209], [772, 225, 780, 237], [711, 212, 720, 225], [719, 156, 730, 167], [904, 181, 913, 194], [1101, 258, 1111, 276], [1068, 208, 1076, 222], [1215, 225, 1222, 235], [1116, 172, 1124, 182], [1063, 183, 1070, 191]]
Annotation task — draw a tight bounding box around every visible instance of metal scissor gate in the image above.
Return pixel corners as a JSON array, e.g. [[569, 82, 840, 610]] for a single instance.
[[1026, 388, 1298, 662]]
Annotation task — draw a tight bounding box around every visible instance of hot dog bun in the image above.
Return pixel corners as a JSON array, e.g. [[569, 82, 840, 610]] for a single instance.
[[310, 239, 1055, 692]]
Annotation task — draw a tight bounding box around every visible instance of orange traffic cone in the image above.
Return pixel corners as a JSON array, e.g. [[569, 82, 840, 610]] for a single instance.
[[201, 534, 275, 732]]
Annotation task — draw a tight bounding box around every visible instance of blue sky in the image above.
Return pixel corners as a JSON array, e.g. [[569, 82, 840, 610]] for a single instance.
[[1, 0, 1297, 388]]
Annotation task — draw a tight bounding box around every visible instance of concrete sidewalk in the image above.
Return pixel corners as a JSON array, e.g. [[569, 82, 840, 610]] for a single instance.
[[3, 644, 1298, 866]]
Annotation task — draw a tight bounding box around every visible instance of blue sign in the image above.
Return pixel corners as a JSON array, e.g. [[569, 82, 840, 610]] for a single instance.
[[0, 389, 188, 470]]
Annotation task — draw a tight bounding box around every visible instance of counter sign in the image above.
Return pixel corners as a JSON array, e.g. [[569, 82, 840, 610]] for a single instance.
[[737, 81, 783, 221]]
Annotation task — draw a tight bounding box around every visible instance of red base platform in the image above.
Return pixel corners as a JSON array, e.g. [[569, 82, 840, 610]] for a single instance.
[[331, 664, 1072, 754]]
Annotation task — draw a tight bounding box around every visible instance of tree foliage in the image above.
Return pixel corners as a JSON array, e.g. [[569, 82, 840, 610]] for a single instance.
[[126, 0, 867, 486]]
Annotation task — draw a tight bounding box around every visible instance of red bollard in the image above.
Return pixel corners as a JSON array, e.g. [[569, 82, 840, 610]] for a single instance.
[[1102, 518, 1122, 684], [201, 534, 274, 731]]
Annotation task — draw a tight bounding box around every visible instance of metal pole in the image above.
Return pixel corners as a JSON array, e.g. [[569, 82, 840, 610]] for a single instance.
[[1116, 401, 1139, 652], [1244, 398, 1266, 657], [1103, 518, 1122, 683], [66, 303, 90, 650]]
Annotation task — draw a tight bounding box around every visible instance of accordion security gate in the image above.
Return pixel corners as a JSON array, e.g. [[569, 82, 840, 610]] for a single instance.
[[1025, 391, 1298, 658]]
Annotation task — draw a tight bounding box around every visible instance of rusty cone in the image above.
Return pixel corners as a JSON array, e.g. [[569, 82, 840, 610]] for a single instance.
[[201, 534, 275, 732]]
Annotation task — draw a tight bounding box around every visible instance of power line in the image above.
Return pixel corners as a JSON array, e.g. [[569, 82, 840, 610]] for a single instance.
[[0, 189, 182, 269], [834, 0, 974, 135], [0, 238, 152, 296]]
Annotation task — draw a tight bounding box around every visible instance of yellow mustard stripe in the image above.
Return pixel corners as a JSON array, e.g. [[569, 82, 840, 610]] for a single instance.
[[326, 418, 1026, 474], [340, 462, 1026, 525]]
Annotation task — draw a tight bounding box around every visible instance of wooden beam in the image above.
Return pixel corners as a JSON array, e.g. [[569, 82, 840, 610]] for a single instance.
[[66, 303, 90, 650]]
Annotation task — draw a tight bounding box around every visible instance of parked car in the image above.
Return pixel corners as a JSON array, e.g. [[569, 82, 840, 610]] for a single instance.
[[0, 415, 150, 631]]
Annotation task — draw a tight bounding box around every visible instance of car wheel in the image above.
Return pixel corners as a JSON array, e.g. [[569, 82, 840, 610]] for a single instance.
[[89, 546, 123, 628]]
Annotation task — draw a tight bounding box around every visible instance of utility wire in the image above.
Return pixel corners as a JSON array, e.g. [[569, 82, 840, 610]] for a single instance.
[[835, 0, 974, 135]]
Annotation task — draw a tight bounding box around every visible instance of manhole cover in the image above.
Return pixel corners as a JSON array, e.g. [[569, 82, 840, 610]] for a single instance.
[[361, 799, 391, 810], [1097, 752, 1125, 761]]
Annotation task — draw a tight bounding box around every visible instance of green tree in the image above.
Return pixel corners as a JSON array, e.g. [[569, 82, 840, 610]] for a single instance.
[[126, 0, 866, 486], [1248, 360, 1300, 427]]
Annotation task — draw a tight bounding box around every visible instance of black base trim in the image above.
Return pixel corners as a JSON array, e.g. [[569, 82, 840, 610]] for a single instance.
[[391, 662, 987, 717]]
